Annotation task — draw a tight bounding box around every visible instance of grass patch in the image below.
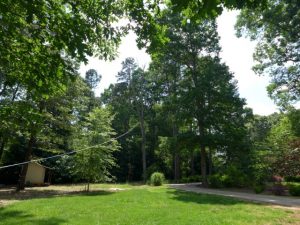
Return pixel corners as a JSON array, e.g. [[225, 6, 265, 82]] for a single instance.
[[0, 184, 298, 225]]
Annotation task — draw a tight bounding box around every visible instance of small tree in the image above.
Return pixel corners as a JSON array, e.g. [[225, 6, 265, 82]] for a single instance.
[[85, 69, 101, 90], [73, 107, 119, 191]]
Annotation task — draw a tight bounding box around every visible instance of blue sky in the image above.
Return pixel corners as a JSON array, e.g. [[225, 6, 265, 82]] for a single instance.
[[79, 10, 279, 116]]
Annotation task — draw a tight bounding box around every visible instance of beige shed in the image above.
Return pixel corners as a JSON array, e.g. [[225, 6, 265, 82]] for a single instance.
[[25, 162, 51, 185]]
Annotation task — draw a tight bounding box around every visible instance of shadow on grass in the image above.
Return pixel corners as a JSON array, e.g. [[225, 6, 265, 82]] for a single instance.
[[0, 208, 67, 225], [167, 188, 252, 206], [0, 189, 114, 201]]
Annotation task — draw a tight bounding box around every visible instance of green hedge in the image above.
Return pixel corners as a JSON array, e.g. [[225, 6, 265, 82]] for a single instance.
[[208, 167, 249, 188], [253, 184, 265, 194], [288, 183, 300, 196], [180, 175, 202, 183], [285, 176, 300, 183]]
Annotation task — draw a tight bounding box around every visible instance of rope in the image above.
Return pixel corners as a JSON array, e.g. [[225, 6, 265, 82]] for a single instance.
[[0, 124, 138, 170]]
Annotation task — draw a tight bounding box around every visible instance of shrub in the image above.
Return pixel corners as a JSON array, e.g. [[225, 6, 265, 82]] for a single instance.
[[180, 177, 190, 183], [221, 174, 234, 188], [285, 176, 300, 183], [208, 171, 248, 188], [253, 184, 265, 194], [270, 183, 286, 196], [223, 165, 248, 188], [288, 183, 300, 196], [146, 164, 161, 180], [150, 172, 165, 186], [189, 175, 202, 182], [180, 175, 202, 183], [271, 175, 284, 183], [208, 174, 223, 188]]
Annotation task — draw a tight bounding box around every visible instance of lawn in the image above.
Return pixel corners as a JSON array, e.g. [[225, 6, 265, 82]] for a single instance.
[[0, 184, 299, 225]]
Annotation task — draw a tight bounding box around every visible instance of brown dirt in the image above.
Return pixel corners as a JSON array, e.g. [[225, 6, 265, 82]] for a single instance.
[[0, 184, 126, 207]]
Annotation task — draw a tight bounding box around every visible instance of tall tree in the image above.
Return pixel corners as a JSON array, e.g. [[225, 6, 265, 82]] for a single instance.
[[235, 0, 300, 108], [152, 11, 220, 184], [181, 56, 249, 185], [115, 58, 151, 182], [151, 10, 250, 185], [131, 68, 148, 182]]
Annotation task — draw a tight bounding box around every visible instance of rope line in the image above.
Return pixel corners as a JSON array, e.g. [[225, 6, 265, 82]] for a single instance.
[[0, 124, 138, 170]]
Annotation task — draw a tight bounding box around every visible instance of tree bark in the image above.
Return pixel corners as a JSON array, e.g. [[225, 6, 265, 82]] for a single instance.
[[11, 84, 19, 102], [190, 151, 195, 176], [87, 181, 90, 192], [208, 147, 213, 176], [200, 144, 208, 187], [140, 106, 147, 183], [198, 121, 208, 187], [172, 123, 180, 182], [0, 138, 5, 161], [16, 134, 36, 191], [174, 150, 180, 182], [86, 149, 93, 192]]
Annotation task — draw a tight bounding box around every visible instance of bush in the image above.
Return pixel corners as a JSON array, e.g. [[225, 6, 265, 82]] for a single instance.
[[270, 175, 284, 183], [208, 171, 248, 188], [285, 176, 300, 183], [221, 174, 233, 188], [180, 175, 202, 183], [208, 174, 224, 188], [180, 177, 190, 183], [223, 165, 249, 188], [270, 183, 286, 196], [189, 175, 202, 182], [288, 183, 300, 196], [150, 172, 165, 186], [253, 184, 265, 194]]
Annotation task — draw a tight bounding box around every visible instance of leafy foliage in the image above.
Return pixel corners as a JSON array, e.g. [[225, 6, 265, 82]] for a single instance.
[[236, 0, 300, 107], [73, 107, 120, 188], [85, 69, 101, 89], [0, 0, 126, 96], [150, 172, 165, 186], [1, 0, 299, 193], [253, 184, 265, 194], [288, 183, 300, 196]]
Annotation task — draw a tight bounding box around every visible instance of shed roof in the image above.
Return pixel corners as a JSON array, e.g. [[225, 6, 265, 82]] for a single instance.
[[29, 161, 53, 170]]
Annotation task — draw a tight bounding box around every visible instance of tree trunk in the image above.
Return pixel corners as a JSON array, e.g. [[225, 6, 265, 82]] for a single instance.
[[172, 123, 180, 182], [190, 151, 195, 176], [140, 106, 146, 183], [11, 84, 19, 102], [198, 119, 208, 187], [208, 147, 213, 176], [127, 163, 133, 182], [200, 144, 208, 187], [87, 181, 90, 192], [0, 138, 5, 161], [0, 84, 7, 96], [16, 134, 36, 191], [154, 125, 158, 149], [86, 149, 93, 192], [174, 150, 180, 182]]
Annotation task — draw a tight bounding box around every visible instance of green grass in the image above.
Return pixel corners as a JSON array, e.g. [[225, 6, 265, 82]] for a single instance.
[[0, 185, 298, 225]]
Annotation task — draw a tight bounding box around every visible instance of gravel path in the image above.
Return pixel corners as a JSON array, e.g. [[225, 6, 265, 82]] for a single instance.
[[169, 183, 300, 208]]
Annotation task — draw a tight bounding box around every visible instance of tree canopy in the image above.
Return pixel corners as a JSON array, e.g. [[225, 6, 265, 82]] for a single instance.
[[1, 0, 299, 193], [235, 0, 300, 108], [0, 0, 268, 97]]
